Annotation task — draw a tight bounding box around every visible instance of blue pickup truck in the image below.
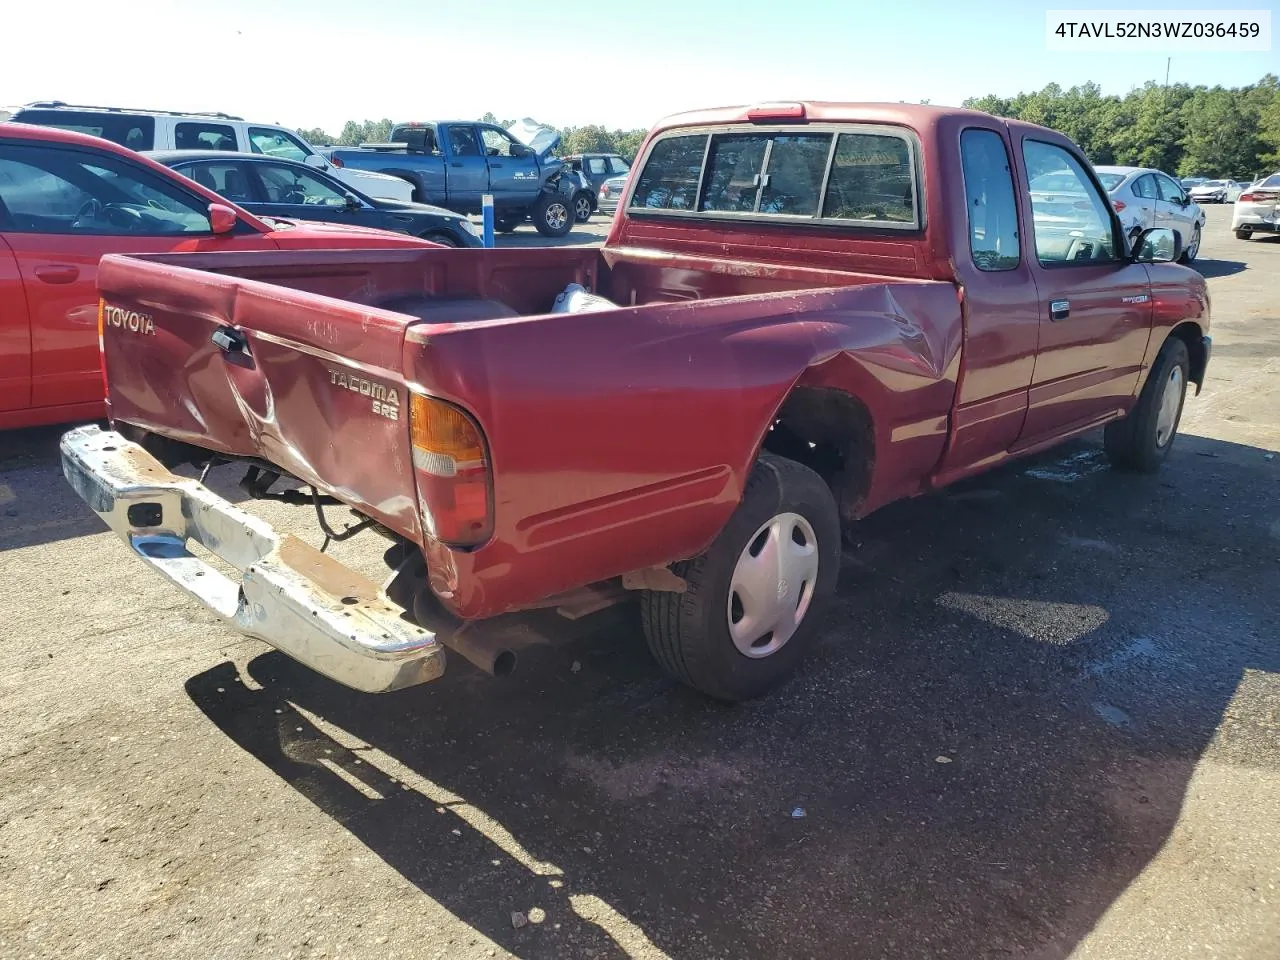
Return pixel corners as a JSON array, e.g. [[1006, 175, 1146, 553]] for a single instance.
[[321, 120, 589, 237]]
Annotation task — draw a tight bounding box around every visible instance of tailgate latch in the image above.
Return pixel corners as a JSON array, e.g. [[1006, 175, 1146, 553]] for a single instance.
[[211, 325, 247, 354]]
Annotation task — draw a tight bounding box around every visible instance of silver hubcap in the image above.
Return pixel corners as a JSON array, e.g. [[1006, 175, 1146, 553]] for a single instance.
[[727, 512, 820, 658], [546, 203, 568, 229], [1156, 365, 1184, 447], [576, 198, 591, 217], [1187, 228, 1200, 258]]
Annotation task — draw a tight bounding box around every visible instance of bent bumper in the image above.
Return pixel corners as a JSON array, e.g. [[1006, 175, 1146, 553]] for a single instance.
[[60, 425, 445, 693]]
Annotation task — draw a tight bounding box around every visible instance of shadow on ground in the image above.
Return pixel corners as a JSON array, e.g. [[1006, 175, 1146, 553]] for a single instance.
[[1193, 258, 1248, 278], [186, 432, 1280, 959]]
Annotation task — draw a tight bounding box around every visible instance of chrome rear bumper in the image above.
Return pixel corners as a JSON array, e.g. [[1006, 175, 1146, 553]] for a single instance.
[[60, 425, 444, 693]]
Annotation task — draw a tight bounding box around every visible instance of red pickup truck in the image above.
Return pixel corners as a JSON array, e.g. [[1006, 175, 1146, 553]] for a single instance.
[[60, 102, 1210, 701], [0, 123, 438, 431]]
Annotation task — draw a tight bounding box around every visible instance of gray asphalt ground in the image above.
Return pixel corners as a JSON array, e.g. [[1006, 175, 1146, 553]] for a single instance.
[[1, 205, 1278, 960]]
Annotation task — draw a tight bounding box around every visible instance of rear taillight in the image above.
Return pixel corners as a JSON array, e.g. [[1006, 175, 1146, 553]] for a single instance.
[[329, 155, 343, 168], [1238, 192, 1259, 202], [409, 393, 493, 546], [1112, 199, 1126, 212]]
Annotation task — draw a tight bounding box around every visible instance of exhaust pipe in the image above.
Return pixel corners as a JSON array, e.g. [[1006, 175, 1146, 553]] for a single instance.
[[413, 589, 517, 677], [440, 628, 517, 677]]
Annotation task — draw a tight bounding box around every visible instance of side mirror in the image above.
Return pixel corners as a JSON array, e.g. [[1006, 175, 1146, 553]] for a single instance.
[[344, 193, 362, 209], [1132, 227, 1180, 263], [208, 202, 238, 235], [303, 154, 327, 169]]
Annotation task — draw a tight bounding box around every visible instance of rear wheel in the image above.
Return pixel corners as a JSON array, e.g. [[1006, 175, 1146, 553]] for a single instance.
[[1235, 228, 1252, 241], [1104, 336, 1190, 473], [532, 194, 573, 238], [573, 192, 594, 223], [640, 454, 841, 702], [421, 233, 458, 247], [1178, 225, 1201, 263]]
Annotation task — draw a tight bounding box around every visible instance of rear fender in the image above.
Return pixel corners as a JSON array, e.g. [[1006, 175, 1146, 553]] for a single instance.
[[407, 279, 962, 619]]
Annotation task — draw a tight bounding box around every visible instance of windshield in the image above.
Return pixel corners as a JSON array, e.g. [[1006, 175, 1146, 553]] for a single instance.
[[1260, 174, 1280, 189], [1095, 172, 1125, 191], [1199, 180, 1227, 188]]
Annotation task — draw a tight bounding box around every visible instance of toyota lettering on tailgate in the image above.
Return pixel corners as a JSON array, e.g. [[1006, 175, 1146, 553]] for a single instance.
[[101, 304, 156, 336]]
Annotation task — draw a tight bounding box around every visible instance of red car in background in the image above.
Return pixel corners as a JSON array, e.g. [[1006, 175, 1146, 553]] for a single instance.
[[0, 123, 438, 431]]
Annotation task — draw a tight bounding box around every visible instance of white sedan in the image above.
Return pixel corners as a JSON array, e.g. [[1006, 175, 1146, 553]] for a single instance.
[[1094, 165, 1206, 262], [1232, 173, 1280, 240]]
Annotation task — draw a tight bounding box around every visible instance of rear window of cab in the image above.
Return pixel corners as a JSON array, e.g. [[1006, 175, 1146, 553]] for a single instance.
[[629, 124, 921, 229]]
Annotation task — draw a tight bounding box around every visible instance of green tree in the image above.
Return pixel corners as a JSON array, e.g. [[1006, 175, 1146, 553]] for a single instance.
[[1178, 87, 1260, 178], [296, 127, 334, 146]]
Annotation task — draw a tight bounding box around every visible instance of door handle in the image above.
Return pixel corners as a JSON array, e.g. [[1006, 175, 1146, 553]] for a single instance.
[[489, 163, 503, 168], [211, 325, 247, 354], [34, 264, 80, 284], [1049, 299, 1070, 322]]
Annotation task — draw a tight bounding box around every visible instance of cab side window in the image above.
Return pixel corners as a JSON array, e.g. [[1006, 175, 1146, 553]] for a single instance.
[[1022, 140, 1118, 265], [447, 126, 482, 158], [248, 128, 311, 163], [1133, 175, 1159, 200], [1155, 175, 1187, 204], [0, 143, 212, 235]]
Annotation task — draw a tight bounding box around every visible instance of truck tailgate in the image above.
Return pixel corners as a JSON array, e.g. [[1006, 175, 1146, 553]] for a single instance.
[[96, 251, 424, 540]]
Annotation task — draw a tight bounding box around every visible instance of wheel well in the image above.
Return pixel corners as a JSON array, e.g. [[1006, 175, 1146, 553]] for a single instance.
[[1169, 322, 1207, 391], [759, 386, 875, 527]]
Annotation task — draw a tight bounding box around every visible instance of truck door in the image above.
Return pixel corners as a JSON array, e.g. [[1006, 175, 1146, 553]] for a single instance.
[[935, 127, 1041, 482], [0, 233, 32, 414], [441, 125, 488, 212], [1013, 137, 1153, 448], [477, 125, 542, 207]]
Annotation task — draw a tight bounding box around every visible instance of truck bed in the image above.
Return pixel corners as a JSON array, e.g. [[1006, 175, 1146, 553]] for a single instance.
[[97, 245, 962, 618]]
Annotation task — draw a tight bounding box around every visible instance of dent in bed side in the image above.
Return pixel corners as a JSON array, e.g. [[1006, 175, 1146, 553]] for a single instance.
[[406, 281, 963, 620]]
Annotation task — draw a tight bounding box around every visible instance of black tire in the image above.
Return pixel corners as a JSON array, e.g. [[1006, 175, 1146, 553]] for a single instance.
[[532, 194, 573, 238], [1104, 337, 1190, 473], [1235, 228, 1252, 241], [573, 192, 594, 223], [1178, 224, 1201, 263], [421, 233, 458, 247], [640, 454, 842, 702]]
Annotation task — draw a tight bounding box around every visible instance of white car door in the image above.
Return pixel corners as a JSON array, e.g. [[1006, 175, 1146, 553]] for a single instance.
[[1129, 174, 1159, 231], [1155, 173, 1195, 244]]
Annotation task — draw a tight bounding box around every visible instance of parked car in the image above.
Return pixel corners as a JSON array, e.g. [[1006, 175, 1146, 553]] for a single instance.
[[149, 151, 482, 247], [6, 101, 414, 203], [1179, 176, 1208, 190], [1225, 180, 1248, 202], [1188, 179, 1232, 203], [596, 174, 627, 215], [1094, 165, 1205, 262], [562, 153, 632, 221], [320, 120, 586, 237], [0, 123, 440, 431], [1232, 172, 1280, 240], [60, 101, 1210, 705]]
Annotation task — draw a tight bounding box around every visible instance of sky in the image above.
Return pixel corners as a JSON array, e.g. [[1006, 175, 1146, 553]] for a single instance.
[[3, 0, 1277, 135]]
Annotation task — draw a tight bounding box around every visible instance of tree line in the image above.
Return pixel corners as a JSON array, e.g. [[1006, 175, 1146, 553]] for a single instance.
[[296, 114, 648, 161], [963, 74, 1280, 180], [297, 75, 1280, 180]]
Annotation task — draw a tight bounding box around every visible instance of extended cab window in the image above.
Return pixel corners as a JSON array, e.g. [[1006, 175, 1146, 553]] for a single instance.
[[630, 126, 919, 228], [174, 122, 237, 151], [175, 162, 256, 203], [0, 144, 212, 235], [1022, 140, 1118, 265], [960, 129, 1020, 271]]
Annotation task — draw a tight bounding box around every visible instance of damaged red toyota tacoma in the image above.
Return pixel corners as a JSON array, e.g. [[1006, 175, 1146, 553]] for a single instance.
[[60, 102, 1211, 701]]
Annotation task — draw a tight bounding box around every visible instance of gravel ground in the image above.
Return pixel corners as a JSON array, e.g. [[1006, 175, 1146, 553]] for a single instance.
[[1, 205, 1278, 960]]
